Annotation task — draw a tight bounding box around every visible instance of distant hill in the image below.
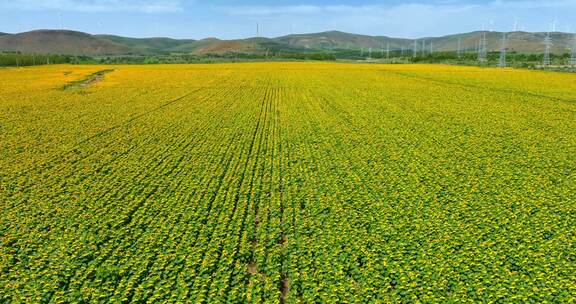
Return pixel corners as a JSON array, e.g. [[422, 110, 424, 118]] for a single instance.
[[172, 38, 223, 53], [95, 35, 196, 53], [415, 31, 574, 54], [274, 31, 412, 51], [0, 30, 133, 55], [192, 39, 250, 55], [1, 29, 574, 56], [275, 30, 575, 54]]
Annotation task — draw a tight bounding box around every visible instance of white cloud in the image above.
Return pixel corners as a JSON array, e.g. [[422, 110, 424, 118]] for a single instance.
[[218, 2, 477, 16], [490, 0, 576, 8], [0, 0, 184, 13], [219, 5, 322, 16]]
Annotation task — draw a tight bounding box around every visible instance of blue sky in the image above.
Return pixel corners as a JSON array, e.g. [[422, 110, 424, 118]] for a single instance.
[[0, 0, 575, 39]]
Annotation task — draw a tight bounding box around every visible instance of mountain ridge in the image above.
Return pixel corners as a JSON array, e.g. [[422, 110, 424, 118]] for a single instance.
[[0, 29, 574, 56]]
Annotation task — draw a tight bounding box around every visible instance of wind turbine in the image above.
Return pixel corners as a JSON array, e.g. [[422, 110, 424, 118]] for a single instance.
[[59, 12, 64, 30], [514, 18, 520, 32]]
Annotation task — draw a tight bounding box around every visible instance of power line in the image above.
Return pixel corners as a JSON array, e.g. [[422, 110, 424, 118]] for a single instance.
[[570, 33, 576, 66], [59, 12, 64, 30], [421, 40, 426, 55]]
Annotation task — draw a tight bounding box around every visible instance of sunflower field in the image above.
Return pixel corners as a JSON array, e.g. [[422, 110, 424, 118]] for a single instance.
[[0, 63, 575, 303]]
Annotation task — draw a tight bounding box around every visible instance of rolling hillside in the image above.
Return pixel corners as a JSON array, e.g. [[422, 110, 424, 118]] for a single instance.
[[275, 31, 575, 54], [0, 29, 574, 55], [415, 31, 575, 54], [170, 38, 225, 53], [0, 30, 133, 55], [95, 35, 196, 53], [274, 31, 412, 51]]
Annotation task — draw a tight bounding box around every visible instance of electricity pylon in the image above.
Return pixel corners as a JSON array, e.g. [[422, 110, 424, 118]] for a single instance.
[[498, 32, 507, 68], [478, 32, 487, 62], [543, 32, 552, 67], [570, 34, 576, 66]]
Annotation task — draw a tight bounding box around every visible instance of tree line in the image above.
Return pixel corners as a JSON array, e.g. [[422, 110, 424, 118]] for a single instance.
[[0, 52, 75, 67]]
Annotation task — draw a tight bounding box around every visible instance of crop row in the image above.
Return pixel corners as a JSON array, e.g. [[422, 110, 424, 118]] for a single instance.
[[1, 63, 575, 303]]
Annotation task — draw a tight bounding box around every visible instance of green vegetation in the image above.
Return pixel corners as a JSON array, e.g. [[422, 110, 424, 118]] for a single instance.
[[0, 52, 75, 67], [3, 49, 575, 74], [88, 53, 336, 64]]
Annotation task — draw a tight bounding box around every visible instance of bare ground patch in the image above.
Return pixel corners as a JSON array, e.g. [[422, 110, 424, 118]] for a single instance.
[[62, 69, 114, 90], [279, 273, 290, 304]]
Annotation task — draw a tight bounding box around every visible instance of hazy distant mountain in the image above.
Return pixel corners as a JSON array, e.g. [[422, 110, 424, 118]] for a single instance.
[[0, 29, 574, 56]]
